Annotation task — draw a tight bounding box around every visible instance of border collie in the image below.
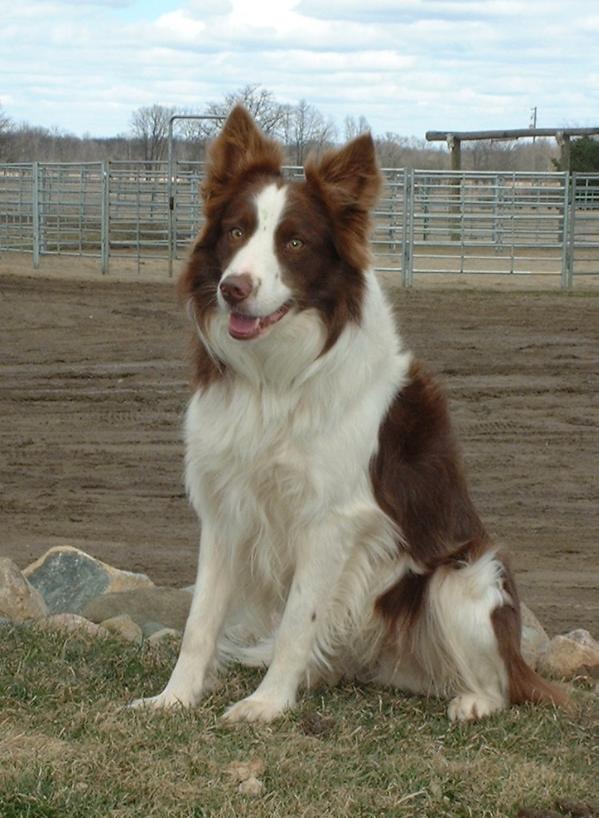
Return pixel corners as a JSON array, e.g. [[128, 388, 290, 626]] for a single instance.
[[132, 106, 565, 723]]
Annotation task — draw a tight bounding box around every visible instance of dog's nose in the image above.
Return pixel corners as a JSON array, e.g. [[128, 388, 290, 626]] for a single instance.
[[219, 274, 253, 305]]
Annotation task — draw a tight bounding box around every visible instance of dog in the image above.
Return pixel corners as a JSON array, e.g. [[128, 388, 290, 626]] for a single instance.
[[131, 106, 565, 723]]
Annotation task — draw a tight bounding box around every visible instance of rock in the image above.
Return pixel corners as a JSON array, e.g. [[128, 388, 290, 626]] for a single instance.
[[238, 777, 263, 796], [0, 558, 48, 622], [41, 613, 110, 638], [539, 629, 599, 680], [147, 627, 181, 645], [565, 629, 599, 651], [82, 587, 191, 632], [23, 546, 154, 615], [100, 614, 143, 644], [141, 620, 168, 638], [520, 603, 550, 669], [226, 758, 266, 797]]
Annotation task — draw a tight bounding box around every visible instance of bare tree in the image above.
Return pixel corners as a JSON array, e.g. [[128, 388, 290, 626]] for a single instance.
[[205, 85, 288, 137], [344, 114, 371, 141], [375, 133, 448, 170], [0, 102, 13, 160], [130, 104, 175, 161], [284, 99, 336, 164], [464, 140, 519, 172], [174, 109, 214, 142]]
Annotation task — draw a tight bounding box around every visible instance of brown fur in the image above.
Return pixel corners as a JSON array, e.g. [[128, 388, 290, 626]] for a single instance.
[[304, 133, 382, 273], [371, 359, 489, 572], [279, 183, 365, 353]]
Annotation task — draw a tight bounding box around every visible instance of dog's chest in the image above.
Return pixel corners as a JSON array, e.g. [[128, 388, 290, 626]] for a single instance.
[[185, 383, 341, 531]]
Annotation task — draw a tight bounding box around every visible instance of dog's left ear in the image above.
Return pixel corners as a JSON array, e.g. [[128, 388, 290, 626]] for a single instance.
[[305, 134, 382, 270], [305, 133, 382, 213]]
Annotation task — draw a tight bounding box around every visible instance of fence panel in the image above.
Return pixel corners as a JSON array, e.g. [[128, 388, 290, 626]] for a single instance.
[[37, 163, 104, 259], [108, 161, 170, 271], [0, 164, 35, 254], [410, 170, 567, 280], [1, 160, 598, 285], [572, 174, 599, 279]]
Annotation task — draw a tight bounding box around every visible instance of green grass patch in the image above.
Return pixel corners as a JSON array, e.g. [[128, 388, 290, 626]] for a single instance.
[[0, 623, 596, 818]]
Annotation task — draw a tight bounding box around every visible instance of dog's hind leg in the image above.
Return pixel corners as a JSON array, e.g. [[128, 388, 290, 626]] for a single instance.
[[424, 550, 512, 721], [377, 550, 567, 721], [376, 551, 513, 720]]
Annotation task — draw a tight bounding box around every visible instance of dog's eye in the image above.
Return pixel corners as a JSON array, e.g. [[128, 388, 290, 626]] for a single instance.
[[229, 227, 244, 240], [287, 238, 304, 250]]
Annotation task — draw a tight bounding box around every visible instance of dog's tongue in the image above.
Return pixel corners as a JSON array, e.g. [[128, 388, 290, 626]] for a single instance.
[[229, 312, 261, 339]]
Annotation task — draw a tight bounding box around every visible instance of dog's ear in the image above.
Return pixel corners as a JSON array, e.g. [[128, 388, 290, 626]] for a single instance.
[[305, 134, 382, 270], [203, 105, 283, 202], [305, 133, 382, 213]]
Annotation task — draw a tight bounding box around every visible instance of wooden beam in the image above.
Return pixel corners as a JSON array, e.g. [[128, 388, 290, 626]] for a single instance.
[[426, 126, 599, 142]]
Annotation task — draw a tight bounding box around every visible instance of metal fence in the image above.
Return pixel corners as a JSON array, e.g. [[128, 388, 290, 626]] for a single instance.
[[1, 161, 598, 286]]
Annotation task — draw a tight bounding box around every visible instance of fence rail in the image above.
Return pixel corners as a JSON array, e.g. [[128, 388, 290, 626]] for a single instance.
[[1, 162, 598, 286]]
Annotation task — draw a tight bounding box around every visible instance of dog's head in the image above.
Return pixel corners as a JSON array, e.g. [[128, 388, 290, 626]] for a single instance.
[[180, 105, 382, 368]]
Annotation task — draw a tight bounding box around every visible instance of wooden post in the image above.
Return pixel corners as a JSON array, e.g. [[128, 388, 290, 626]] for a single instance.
[[448, 135, 462, 240], [556, 132, 571, 172], [448, 134, 461, 171]]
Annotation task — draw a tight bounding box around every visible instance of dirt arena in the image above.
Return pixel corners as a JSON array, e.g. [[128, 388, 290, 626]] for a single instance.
[[1, 257, 597, 637]]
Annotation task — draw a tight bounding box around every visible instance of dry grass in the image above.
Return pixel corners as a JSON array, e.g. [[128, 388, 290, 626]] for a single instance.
[[0, 622, 597, 818]]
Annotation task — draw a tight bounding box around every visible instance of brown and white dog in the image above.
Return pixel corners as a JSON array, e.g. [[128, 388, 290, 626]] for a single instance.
[[132, 106, 565, 723]]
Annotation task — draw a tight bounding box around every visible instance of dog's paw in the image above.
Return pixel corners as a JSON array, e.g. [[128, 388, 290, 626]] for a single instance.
[[222, 695, 289, 724], [128, 690, 195, 711], [447, 693, 503, 722]]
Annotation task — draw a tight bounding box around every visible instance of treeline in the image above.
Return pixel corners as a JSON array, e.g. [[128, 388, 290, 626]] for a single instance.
[[0, 84, 560, 171]]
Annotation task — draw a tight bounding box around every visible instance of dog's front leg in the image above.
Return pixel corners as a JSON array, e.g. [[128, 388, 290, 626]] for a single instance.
[[130, 525, 232, 710], [224, 522, 346, 723]]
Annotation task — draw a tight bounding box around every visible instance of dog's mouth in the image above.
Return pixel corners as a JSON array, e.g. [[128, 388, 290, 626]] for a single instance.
[[228, 302, 292, 341]]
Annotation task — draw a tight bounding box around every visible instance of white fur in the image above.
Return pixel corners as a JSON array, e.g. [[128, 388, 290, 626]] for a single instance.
[[131, 181, 512, 723]]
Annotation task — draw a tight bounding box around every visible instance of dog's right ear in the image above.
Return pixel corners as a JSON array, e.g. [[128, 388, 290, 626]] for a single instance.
[[203, 105, 283, 202]]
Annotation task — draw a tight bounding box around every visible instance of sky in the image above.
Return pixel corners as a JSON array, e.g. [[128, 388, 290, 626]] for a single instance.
[[1, 0, 598, 141]]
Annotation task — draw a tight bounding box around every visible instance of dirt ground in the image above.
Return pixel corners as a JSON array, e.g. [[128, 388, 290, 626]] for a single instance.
[[1, 255, 597, 637]]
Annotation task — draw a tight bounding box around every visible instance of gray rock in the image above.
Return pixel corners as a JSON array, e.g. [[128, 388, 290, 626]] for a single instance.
[[565, 628, 598, 650], [23, 546, 154, 615], [82, 587, 191, 632], [0, 558, 48, 622], [100, 614, 143, 644], [539, 629, 599, 680], [520, 602, 550, 669]]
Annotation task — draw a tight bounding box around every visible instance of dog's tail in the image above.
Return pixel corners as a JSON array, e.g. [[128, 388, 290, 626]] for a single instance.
[[505, 650, 571, 710], [218, 634, 274, 668], [492, 602, 571, 711]]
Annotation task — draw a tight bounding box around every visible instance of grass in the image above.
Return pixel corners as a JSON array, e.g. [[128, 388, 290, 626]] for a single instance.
[[0, 623, 596, 818]]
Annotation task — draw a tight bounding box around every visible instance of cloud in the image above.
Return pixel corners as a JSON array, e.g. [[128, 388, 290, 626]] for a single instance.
[[0, 0, 597, 139]]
